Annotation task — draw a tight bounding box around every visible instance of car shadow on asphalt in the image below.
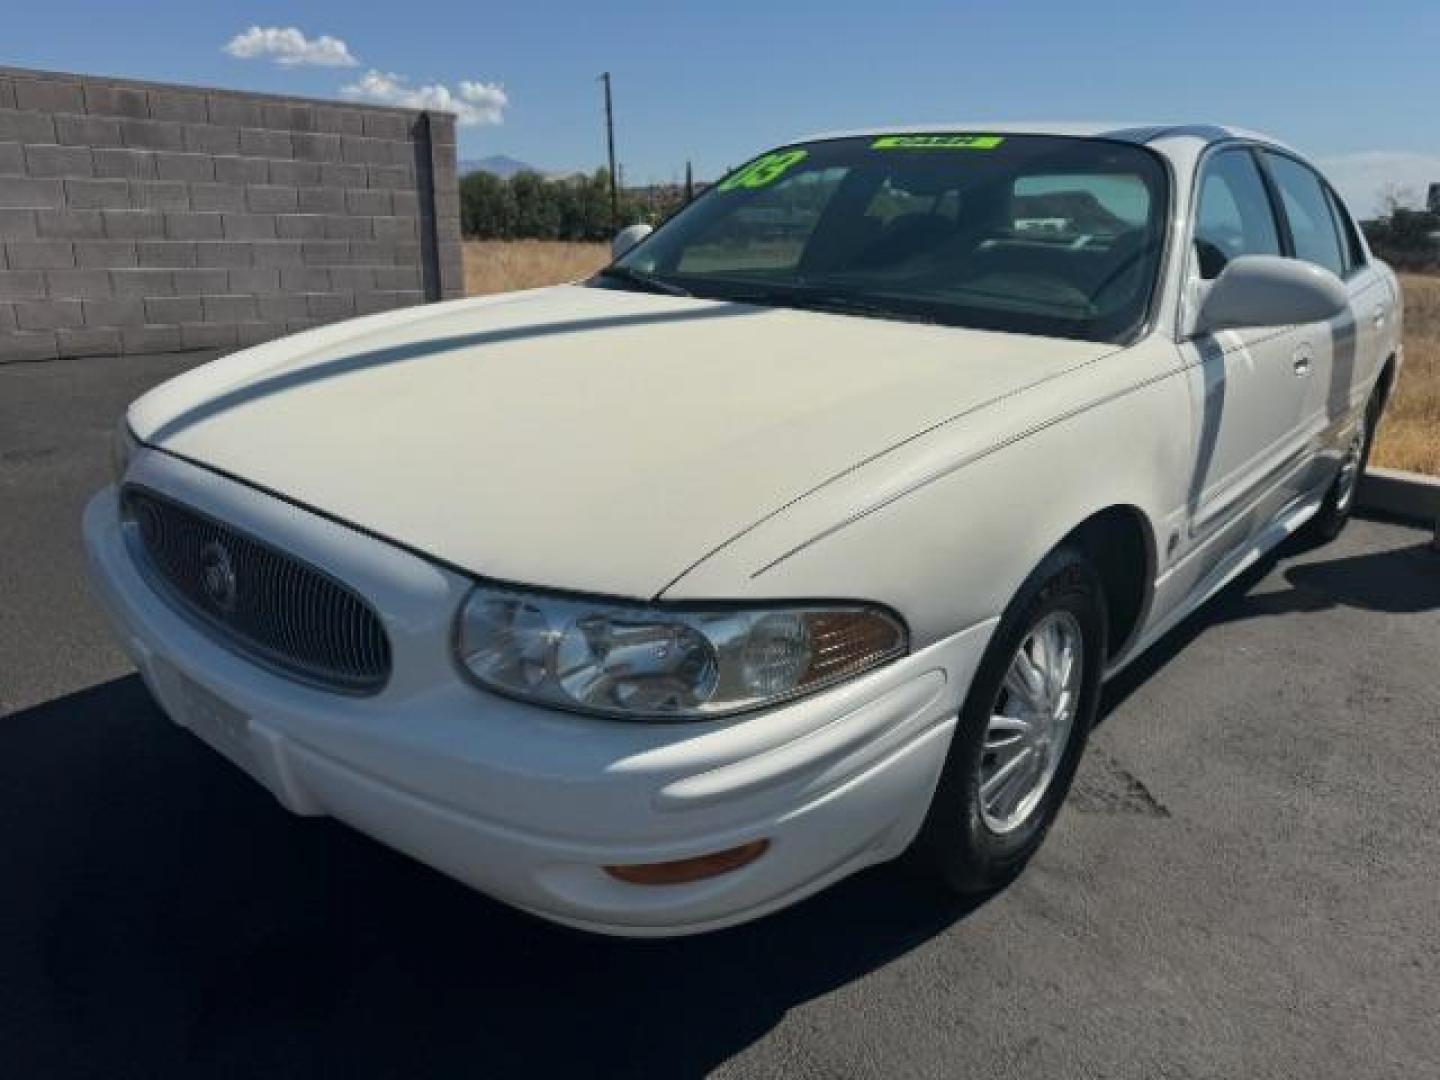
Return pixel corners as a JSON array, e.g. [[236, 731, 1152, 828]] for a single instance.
[[1099, 517, 1437, 723], [1262, 541, 1439, 616], [0, 674, 990, 1080], [6, 521, 1432, 1079]]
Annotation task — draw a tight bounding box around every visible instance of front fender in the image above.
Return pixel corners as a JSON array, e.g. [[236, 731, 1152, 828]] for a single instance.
[[662, 340, 1190, 650]]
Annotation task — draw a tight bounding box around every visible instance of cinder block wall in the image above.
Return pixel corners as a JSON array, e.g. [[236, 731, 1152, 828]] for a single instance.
[[0, 66, 463, 362]]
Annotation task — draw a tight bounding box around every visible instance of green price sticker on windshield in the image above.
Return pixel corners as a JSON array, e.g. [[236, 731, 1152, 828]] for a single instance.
[[717, 149, 809, 192], [871, 135, 1005, 151]]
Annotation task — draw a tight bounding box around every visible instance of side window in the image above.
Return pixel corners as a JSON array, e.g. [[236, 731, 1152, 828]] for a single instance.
[[1193, 150, 1282, 279], [1263, 152, 1347, 278]]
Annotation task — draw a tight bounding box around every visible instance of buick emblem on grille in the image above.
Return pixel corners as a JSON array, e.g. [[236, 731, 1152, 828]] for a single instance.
[[199, 540, 239, 613]]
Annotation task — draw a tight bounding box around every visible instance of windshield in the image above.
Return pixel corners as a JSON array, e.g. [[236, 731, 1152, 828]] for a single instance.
[[602, 134, 1169, 343]]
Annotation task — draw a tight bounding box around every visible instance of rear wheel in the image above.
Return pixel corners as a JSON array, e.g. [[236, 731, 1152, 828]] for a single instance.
[[910, 545, 1106, 894], [1308, 386, 1381, 543]]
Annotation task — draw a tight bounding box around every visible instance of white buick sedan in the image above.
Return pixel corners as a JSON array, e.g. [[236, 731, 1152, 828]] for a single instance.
[[87, 124, 1401, 936]]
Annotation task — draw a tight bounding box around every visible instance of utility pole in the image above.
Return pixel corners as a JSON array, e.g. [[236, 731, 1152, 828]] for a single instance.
[[685, 160, 694, 204], [599, 72, 619, 230]]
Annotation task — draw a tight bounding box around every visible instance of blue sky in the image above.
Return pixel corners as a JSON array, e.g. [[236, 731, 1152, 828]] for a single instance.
[[5, 1, 1438, 213]]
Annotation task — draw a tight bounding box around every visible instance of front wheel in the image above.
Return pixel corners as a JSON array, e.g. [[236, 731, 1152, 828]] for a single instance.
[[910, 545, 1106, 895]]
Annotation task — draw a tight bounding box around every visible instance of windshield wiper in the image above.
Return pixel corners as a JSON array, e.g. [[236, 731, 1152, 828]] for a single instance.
[[595, 265, 692, 297], [728, 287, 936, 325]]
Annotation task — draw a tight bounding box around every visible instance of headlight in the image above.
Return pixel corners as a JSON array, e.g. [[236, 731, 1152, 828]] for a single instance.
[[111, 420, 138, 484], [455, 586, 906, 720]]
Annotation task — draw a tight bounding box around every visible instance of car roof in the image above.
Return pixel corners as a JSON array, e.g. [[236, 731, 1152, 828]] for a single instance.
[[796, 122, 1293, 152]]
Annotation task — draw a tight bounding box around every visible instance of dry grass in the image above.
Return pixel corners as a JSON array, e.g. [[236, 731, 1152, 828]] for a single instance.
[[463, 241, 1438, 476], [1371, 274, 1440, 476], [463, 240, 608, 297]]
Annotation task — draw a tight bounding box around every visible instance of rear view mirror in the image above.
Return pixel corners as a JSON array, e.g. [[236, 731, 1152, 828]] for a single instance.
[[1192, 254, 1348, 336], [612, 223, 654, 260]]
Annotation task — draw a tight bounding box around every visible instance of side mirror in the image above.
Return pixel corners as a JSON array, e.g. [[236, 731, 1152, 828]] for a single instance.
[[1192, 254, 1348, 336], [611, 223, 654, 260]]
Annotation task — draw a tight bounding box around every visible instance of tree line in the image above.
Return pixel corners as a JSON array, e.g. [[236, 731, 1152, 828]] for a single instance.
[[459, 168, 690, 242], [1362, 208, 1440, 271], [459, 169, 1440, 272]]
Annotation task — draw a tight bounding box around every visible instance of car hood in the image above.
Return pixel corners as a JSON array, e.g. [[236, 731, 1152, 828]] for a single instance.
[[130, 285, 1110, 598]]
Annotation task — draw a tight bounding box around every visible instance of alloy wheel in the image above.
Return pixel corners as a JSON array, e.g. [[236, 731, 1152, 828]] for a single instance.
[[1335, 411, 1368, 514], [978, 610, 1083, 834]]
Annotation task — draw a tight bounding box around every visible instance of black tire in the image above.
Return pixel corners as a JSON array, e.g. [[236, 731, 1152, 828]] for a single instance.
[[909, 545, 1107, 895], [1308, 385, 1383, 543]]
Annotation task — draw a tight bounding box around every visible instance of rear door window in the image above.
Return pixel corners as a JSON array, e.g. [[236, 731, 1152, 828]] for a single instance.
[[1325, 186, 1368, 275], [1263, 152, 1347, 279]]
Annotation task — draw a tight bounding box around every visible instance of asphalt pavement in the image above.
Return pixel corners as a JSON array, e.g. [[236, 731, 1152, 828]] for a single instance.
[[2, 352, 1437, 1079]]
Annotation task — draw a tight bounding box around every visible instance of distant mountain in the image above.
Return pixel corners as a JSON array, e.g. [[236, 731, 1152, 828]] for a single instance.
[[460, 155, 538, 178]]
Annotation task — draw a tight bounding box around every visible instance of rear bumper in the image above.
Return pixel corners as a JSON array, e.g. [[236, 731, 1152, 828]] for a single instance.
[[83, 462, 995, 936]]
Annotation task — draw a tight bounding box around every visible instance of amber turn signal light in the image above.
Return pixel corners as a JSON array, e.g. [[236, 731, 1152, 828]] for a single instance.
[[603, 840, 770, 886]]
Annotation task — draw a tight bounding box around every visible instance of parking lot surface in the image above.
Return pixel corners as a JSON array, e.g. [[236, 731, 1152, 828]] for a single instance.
[[2, 352, 1438, 1079]]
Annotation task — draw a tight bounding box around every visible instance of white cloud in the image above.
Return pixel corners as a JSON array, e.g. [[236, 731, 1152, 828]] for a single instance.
[[458, 81, 509, 125], [224, 26, 359, 68], [341, 69, 508, 126], [1316, 151, 1440, 217]]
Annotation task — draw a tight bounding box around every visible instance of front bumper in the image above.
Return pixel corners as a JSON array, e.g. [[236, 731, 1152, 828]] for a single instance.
[[83, 455, 995, 936]]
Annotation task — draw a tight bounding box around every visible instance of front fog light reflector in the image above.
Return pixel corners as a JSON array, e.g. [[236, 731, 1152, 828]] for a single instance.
[[456, 586, 906, 720]]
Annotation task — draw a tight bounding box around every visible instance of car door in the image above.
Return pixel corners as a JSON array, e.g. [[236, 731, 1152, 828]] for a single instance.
[[1332, 189, 1394, 398], [1260, 150, 1390, 493], [1179, 147, 1309, 552]]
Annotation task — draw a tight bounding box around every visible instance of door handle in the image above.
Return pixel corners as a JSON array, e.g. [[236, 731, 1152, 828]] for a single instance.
[[1372, 305, 1386, 329], [1292, 345, 1313, 377]]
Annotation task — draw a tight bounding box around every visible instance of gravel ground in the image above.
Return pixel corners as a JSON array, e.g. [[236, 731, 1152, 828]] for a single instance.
[[2, 352, 1437, 1079]]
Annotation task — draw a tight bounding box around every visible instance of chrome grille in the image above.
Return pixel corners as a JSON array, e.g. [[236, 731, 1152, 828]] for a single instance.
[[121, 486, 392, 694]]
